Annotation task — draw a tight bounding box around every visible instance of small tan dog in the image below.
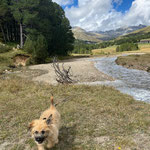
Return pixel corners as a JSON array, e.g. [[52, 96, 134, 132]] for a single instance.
[[29, 97, 61, 150]]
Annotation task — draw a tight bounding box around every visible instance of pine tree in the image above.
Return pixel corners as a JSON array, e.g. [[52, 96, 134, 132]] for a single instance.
[[0, 0, 75, 62], [50, 2, 74, 55], [24, 33, 48, 63], [10, 0, 39, 48], [0, 0, 16, 43]]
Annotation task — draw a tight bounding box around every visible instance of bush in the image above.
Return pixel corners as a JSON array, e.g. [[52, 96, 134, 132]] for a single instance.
[[0, 44, 12, 53], [24, 34, 48, 64], [116, 43, 139, 52]]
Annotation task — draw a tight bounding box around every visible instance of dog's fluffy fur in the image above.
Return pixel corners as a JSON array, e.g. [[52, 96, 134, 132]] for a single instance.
[[29, 97, 61, 150]]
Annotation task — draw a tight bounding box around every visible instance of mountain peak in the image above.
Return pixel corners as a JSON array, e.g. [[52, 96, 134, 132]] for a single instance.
[[72, 26, 86, 32]]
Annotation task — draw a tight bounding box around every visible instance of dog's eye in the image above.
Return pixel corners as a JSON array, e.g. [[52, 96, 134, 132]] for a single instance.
[[35, 131, 38, 134], [43, 118, 46, 120], [41, 130, 45, 134]]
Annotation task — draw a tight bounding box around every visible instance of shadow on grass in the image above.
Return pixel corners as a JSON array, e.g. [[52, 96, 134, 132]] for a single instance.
[[52, 124, 77, 150]]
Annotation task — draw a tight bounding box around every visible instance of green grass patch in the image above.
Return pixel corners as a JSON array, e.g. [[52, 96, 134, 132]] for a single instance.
[[0, 44, 12, 53], [0, 76, 150, 149]]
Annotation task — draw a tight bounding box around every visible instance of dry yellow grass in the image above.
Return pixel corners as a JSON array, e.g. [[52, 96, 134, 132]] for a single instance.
[[138, 43, 150, 53], [92, 46, 117, 55], [1, 76, 150, 150]]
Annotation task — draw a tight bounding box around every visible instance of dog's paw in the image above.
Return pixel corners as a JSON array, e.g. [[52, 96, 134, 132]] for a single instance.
[[55, 139, 59, 144]]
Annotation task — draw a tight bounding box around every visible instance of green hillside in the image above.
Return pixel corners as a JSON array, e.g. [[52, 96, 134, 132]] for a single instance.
[[128, 26, 150, 34], [113, 26, 150, 45]]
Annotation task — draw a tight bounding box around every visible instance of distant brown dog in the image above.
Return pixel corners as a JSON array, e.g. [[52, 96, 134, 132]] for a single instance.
[[29, 97, 61, 150]]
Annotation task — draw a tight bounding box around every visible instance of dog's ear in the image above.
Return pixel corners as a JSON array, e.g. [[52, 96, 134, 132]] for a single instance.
[[28, 120, 36, 131], [46, 114, 53, 125]]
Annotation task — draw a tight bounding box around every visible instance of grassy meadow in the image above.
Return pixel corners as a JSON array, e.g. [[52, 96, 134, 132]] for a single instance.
[[92, 43, 150, 55], [138, 43, 150, 53], [1, 75, 150, 150]]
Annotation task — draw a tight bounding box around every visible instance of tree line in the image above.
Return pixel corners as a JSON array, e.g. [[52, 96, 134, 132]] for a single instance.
[[72, 40, 114, 54], [0, 0, 74, 63], [116, 43, 139, 52], [73, 32, 150, 54]]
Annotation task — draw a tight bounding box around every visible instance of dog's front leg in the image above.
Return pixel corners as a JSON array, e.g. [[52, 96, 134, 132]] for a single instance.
[[47, 141, 54, 149], [37, 145, 45, 150]]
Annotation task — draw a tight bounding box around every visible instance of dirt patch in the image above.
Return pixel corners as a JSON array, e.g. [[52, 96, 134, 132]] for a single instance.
[[13, 54, 30, 67], [132, 133, 150, 150], [116, 54, 150, 72], [94, 136, 110, 145]]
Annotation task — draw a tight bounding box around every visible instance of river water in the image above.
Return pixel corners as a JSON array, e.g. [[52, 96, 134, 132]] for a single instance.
[[93, 56, 150, 102]]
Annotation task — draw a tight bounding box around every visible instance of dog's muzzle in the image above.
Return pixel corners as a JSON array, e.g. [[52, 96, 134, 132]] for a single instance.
[[35, 137, 45, 144]]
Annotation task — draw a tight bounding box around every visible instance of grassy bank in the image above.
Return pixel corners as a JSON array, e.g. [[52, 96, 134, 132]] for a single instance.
[[0, 50, 26, 73], [116, 54, 150, 72], [1, 76, 150, 150]]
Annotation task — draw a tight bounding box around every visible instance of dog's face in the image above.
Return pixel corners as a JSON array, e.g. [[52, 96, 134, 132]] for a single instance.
[[29, 115, 52, 144]]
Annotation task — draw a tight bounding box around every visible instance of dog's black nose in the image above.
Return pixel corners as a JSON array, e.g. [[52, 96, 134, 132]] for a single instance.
[[35, 137, 44, 144]]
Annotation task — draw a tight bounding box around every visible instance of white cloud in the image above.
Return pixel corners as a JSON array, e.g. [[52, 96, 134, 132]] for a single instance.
[[122, 0, 150, 26], [52, 0, 73, 6], [64, 0, 150, 31]]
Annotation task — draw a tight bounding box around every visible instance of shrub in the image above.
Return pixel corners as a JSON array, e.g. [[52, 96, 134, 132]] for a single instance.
[[24, 34, 48, 64], [116, 43, 139, 52], [0, 44, 12, 53]]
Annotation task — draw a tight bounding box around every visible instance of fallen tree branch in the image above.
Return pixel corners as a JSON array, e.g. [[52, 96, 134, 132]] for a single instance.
[[52, 57, 75, 84]]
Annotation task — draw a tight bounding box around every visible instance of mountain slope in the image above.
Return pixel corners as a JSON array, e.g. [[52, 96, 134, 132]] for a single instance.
[[126, 26, 150, 35], [115, 26, 150, 41], [72, 27, 106, 43]]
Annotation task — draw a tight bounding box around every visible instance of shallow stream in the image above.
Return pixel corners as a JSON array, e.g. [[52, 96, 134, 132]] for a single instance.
[[94, 56, 150, 102]]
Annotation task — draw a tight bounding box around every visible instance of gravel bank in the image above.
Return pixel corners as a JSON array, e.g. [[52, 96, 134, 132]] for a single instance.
[[29, 58, 113, 85]]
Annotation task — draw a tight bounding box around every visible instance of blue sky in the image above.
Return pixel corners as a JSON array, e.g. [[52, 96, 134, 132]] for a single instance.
[[63, 0, 134, 13], [62, 0, 78, 9], [53, 0, 150, 31], [113, 0, 134, 13]]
